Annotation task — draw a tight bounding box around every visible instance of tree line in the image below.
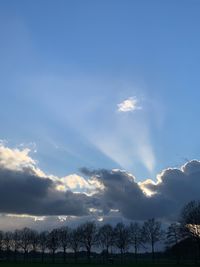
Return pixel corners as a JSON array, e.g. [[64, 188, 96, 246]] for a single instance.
[[0, 200, 199, 264]]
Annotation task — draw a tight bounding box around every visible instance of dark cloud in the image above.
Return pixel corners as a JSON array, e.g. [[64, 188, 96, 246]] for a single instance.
[[85, 169, 171, 220], [142, 160, 200, 219], [81, 161, 200, 221], [79, 167, 97, 176], [0, 167, 89, 216], [0, 142, 200, 223]]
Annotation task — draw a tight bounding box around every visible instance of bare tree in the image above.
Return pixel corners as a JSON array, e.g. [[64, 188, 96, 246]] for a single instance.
[[18, 227, 32, 261], [58, 226, 70, 263], [129, 222, 143, 262], [79, 221, 98, 262], [142, 218, 163, 261], [38, 231, 48, 263], [12, 230, 20, 262], [114, 222, 130, 263], [47, 229, 60, 263], [180, 200, 200, 239], [98, 224, 114, 260], [3, 231, 12, 261], [69, 226, 82, 262], [29, 229, 39, 262], [180, 200, 200, 260], [166, 223, 182, 246], [0, 231, 4, 260], [166, 222, 182, 263]]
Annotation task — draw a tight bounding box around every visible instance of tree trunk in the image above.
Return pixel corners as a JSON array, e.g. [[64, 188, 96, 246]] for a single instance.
[[41, 251, 44, 263], [23, 251, 25, 262], [106, 246, 109, 261], [198, 240, 200, 262], [52, 250, 55, 263], [6, 248, 9, 261], [151, 241, 155, 261], [134, 244, 138, 262], [32, 249, 36, 263], [120, 248, 123, 263], [63, 247, 66, 263], [87, 248, 91, 263], [14, 249, 17, 262], [74, 250, 78, 263]]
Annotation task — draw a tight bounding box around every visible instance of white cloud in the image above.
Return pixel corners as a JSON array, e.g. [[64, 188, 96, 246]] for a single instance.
[[117, 97, 141, 112], [0, 143, 98, 195], [0, 145, 35, 171], [55, 174, 103, 195]]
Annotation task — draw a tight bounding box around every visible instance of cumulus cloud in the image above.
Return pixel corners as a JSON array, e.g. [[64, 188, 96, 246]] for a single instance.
[[0, 166, 93, 216], [81, 168, 165, 220], [0, 144, 200, 225], [117, 97, 141, 112], [139, 160, 200, 219], [0, 145, 35, 171], [56, 174, 103, 195], [0, 144, 96, 216], [81, 161, 200, 221]]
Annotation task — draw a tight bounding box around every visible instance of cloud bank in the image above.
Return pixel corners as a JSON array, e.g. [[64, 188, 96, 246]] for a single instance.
[[0, 144, 199, 225], [0, 144, 94, 216]]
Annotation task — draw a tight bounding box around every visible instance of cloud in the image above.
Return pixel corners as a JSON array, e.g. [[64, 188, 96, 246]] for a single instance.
[[0, 209, 130, 231], [0, 144, 200, 226], [0, 167, 91, 216], [0, 145, 35, 171], [117, 97, 141, 112], [81, 161, 200, 221], [0, 144, 96, 216], [82, 168, 162, 220], [139, 160, 200, 219], [56, 174, 91, 191]]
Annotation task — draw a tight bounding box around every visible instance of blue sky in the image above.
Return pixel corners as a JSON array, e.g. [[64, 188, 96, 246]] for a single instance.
[[1, 0, 200, 181]]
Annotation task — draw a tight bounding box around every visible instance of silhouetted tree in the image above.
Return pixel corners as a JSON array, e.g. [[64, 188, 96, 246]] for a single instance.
[[79, 221, 98, 262], [180, 200, 200, 260], [180, 200, 200, 238], [114, 222, 130, 263], [38, 231, 48, 263], [47, 229, 59, 263], [3, 231, 12, 261], [0, 231, 4, 260], [69, 226, 82, 262], [166, 223, 182, 263], [58, 226, 70, 263], [142, 218, 163, 261], [12, 230, 20, 262], [18, 227, 32, 261], [0, 216, 193, 264], [129, 222, 143, 262], [166, 223, 182, 246], [98, 224, 114, 261], [29, 229, 39, 262]]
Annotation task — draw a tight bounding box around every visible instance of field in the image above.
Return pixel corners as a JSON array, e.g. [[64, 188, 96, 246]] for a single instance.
[[0, 263, 197, 267]]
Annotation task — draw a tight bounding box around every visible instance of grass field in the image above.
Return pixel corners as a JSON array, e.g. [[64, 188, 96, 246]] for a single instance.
[[0, 263, 197, 267]]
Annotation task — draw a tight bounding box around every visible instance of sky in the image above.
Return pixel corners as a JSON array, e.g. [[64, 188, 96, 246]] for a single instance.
[[0, 0, 200, 230]]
